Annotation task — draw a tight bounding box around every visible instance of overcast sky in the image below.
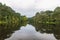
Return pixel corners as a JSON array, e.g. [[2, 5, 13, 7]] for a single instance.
[[0, 0, 60, 17]]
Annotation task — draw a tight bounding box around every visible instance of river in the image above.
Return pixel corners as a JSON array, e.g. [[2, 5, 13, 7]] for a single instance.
[[5, 24, 57, 40]]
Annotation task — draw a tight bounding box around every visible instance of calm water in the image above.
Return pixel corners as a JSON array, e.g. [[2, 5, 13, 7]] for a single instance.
[[4, 24, 57, 40]]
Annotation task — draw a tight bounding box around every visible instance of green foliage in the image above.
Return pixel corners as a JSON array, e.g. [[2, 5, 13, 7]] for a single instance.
[[28, 7, 60, 40], [0, 3, 28, 27], [29, 7, 60, 25]]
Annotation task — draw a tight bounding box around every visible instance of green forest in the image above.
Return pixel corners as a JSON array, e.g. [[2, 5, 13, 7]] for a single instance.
[[29, 7, 60, 25], [0, 3, 28, 27], [28, 7, 60, 40], [0, 3, 60, 40], [0, 3, 60, 27]]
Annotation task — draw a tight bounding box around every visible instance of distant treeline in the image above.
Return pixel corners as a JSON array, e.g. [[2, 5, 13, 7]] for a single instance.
[[0, 3, 28, 27], [29, 7, 60, 25]]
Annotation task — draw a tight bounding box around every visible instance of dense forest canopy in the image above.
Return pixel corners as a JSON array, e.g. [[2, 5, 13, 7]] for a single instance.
[[0, 3, 28, 27], [0, 2, 60, 27], [29, 7, 60, 25]]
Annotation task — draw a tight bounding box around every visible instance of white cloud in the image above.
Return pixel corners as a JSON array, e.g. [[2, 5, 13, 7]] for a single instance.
[[0, 0, 35, 9], [35, 0, 60, 10], [0, 0, 60, 17]]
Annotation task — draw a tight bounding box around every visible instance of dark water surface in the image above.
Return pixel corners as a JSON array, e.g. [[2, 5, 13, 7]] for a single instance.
[[4, 24, 57, 40]]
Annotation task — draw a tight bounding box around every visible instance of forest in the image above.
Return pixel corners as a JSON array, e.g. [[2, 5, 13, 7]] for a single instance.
[[0, 3, 28, 27], [29, 7, 60, 25], [0, 3, 60, 27], [0, 2, 60, 27], [28, 7, 60, 40]]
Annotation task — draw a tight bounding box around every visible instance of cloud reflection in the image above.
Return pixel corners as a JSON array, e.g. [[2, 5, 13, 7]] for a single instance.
[[5, 24, 56, 40]]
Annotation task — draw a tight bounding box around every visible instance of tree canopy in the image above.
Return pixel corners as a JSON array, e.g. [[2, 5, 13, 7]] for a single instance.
[[0, 3, 28, 27]]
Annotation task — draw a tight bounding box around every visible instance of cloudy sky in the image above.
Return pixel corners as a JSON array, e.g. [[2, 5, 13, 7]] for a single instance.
[[0, 0, 60, 17]]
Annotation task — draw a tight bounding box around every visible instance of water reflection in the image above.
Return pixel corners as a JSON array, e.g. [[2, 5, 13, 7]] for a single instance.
[[0, 22, 60, 40], [31, 23, 60, 40], [0, 22, 27, 40], [0, 25, 21, 40], [5, 24, 56, 40]]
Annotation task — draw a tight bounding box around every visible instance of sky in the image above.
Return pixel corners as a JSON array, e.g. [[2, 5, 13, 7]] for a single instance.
[[0, 0, 60, 17]]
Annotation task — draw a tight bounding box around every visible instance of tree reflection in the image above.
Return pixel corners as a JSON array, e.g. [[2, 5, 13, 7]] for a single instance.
[[53, 25, 60, 40], [0, 22, 27, 40], [30, 23, 60, 40]]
